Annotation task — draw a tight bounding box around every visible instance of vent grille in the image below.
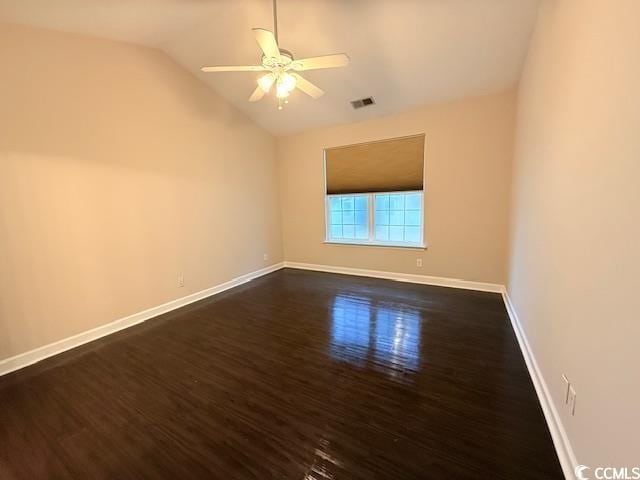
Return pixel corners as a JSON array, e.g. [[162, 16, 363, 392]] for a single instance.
[[350, 97, 375, 109]]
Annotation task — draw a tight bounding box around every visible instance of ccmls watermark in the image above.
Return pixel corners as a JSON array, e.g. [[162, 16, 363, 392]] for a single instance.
[[575, 465, 640, 480]]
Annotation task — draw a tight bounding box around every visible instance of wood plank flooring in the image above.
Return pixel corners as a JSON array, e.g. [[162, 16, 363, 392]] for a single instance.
[[0, 268, 563, 479]]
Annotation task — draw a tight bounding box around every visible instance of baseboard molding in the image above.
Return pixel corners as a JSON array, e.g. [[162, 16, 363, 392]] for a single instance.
[[0, 262, 285, 377], [501, 289, 577, 480], [283, 261, 503, 293]]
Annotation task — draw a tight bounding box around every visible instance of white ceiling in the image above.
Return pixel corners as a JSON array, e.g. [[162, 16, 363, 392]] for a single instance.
[[0, 0, 540, 136]]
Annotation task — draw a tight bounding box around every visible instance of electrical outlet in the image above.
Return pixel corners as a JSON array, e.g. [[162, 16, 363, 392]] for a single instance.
[[177, 274, 184, 287], [568, 385, 577, 415], [263, 253, 268, 261], [416, 259, 423, 267], [562, 374, 570, 404]]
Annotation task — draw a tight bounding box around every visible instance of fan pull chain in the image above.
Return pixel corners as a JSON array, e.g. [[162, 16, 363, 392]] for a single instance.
[[277, 96, 289, 111]]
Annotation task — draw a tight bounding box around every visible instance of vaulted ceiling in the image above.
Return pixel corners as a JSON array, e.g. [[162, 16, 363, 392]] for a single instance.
[[0, 0, 540, 135]]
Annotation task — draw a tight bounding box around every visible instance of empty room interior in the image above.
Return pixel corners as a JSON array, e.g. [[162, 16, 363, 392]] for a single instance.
[[1, 0, 638, 478]]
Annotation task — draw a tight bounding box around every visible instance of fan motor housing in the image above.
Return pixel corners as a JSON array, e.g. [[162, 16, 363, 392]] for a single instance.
[[263, 49, 294, 69]]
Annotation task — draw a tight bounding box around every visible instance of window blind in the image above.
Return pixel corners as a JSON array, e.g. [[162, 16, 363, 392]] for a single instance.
[[324, 134, 425, 194]]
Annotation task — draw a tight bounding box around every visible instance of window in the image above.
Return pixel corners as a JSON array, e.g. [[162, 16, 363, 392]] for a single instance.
[[326, 191, 424, 247], [324, 134, 425, 248]]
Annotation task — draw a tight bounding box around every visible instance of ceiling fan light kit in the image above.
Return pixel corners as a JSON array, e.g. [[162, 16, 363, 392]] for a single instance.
[[201, 0, 349, 110]]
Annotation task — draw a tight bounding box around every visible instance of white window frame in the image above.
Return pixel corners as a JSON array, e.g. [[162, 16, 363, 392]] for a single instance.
[[325, 190, 425, 249]]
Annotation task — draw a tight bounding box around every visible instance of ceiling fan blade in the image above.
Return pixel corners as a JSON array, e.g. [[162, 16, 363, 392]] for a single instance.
[[291, 73, 324, 99], [201, 65, 266, 72], [249, 85, 266, 102], [290, 53, 350, 71], [252, 28, 280, 59]]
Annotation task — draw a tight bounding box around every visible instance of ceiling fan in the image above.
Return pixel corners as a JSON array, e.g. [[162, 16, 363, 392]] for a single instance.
[[201, 0, 350, 110]]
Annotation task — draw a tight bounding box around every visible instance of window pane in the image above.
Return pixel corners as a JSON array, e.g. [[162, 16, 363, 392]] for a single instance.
[[342, 225, 355, 239], [354, 196, 368, 211], [355, 224, 368, 239], [389, 210, 404, 225], [405, 210, 421, 226], [405, 226, 421, 243], [376, 195, 389, 210], [389, 226, 404, 241], [341, 197, 354, 210], [372, 191, 423, 245], [405, 193, 422, 210], [328, 194, 370, 242], [342, 210, 355, 224], [375, 225, 389, 240], [375, 209, 389, 226], [389, 194, 405, 210]]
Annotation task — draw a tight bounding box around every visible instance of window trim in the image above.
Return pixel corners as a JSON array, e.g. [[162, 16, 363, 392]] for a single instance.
[[324, 190, 426, 249]]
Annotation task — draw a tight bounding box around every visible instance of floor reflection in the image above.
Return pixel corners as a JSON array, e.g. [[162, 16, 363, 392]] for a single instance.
[[303, 438, 340, 480], [329, 294, 422, 377]]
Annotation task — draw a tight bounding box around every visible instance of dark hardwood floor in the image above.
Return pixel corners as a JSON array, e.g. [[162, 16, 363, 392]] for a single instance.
[[0, 268, 563, 479]]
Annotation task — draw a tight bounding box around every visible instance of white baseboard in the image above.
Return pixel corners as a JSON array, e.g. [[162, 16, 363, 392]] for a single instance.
[[501, 289, 577, 480], [0, 262, 285, 377], [283, 261, 503, 293]]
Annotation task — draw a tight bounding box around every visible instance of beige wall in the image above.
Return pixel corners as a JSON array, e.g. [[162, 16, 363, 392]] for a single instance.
[[277, 91, 515, 284], [508, 0, 640, 467], [0, 23, 283, 361]]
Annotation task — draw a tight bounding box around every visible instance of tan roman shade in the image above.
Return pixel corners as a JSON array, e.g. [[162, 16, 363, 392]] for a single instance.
[[325, 134, 425, 194]]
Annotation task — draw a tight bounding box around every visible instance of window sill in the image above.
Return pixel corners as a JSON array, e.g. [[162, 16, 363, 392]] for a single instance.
[[324, 240, 427, 251]]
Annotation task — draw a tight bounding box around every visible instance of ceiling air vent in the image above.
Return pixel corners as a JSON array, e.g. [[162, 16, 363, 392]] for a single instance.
[[350, 97, 376, 109]]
